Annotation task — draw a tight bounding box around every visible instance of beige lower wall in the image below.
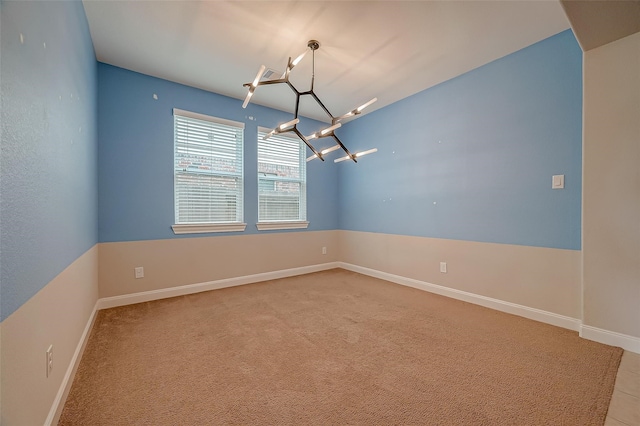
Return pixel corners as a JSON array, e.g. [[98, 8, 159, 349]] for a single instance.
[[338, 230, 582, 319], [0, 225, 628, 424], [583, 32, 640, 339], [0, 245, 99, 426], [98, 231, 339, 298], [99, 229, 581, 320]]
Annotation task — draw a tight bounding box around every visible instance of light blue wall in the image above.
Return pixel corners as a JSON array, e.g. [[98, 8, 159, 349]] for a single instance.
[[0, 0, 98, 321], [0, 14, 581, 320], [98, 64, 339, 242], [338, 30, 582, 250]]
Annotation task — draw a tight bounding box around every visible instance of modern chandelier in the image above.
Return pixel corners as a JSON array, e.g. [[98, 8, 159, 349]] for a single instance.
[[242, 40, 377, 163]]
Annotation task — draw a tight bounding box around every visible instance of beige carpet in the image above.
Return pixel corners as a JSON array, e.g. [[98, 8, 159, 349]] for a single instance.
[[59, 269, 622, 425]]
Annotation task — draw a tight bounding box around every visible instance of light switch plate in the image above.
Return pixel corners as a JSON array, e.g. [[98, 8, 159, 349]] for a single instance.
[[552, 175, 564, 189]]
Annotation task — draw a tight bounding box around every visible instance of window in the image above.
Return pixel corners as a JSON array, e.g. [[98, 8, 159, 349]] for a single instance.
[[257, 128, 308, 230], [172, 109, 246, 234]]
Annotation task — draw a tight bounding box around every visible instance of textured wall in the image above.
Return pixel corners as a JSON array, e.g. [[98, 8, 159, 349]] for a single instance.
[[99, 231, 339, 298], [1, 2, 99, 425], [583, 31, 640, 338], [338, 230, 581, 320], [1, 248, 99, 425], [98, 64, 339, 243], [0, 0, 98, 321], [338, 30, 582, 250]]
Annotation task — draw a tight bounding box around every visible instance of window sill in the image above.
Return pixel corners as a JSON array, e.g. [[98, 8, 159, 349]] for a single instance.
[[256, 221, 309, 231], [172, 223, 247, 234]]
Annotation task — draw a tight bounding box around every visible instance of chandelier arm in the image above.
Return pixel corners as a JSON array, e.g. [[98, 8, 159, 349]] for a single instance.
[[292, 128, 324, 161], [241, 40, 376, 164], [332, 134, 357, 163], [306, 91, 336, 123], [291, 51, 307, 69], [284, 57, 294, 80], [293, 91, 302, 120]]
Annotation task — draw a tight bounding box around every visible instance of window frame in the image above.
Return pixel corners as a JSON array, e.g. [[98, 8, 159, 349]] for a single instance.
[[171, 108, 246, 234], [256, 126, 309, 231]]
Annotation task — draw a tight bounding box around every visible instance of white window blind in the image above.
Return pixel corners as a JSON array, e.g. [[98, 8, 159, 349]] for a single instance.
[[257, 128, 307, 224], [174, 109, 244, 227]]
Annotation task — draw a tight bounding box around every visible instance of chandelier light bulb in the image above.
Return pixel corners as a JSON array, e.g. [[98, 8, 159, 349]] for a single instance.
[[242, 65, 266, 109], [242, 89, 254, 109], [320, 123, 341, 136], [356, 97, 377, 113], [334, 154, 352, 163], [335, 113, 353, 123], [252, 65, 266, 88], [278, 118, 299, 131], [334, 148, 377, 163], [355, 148, 378, 157], [265, 118, 300, 140], [306, 122, 341, 141], [321, 145, 341, 155], [307, 144, 341, 162], [291, 51, 307, 67]]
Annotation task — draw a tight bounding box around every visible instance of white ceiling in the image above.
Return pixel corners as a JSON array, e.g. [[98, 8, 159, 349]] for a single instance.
[[83, 1, 571, 123]]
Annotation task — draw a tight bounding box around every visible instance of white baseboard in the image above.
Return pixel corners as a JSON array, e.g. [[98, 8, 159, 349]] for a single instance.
[[97, 262, 341, 310], [47, 259, 638, 426], [580, 325, 640, 354], [46, 262, 340, 424], [45, 300, 100, 426], [338, 262, 582, 332]]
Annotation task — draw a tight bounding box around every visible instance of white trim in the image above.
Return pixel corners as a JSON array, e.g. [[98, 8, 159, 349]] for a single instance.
[[172, 223, 247, 234], [256, 221, 309, 231], [45, 301, 100, 426], [44, 262, 639, 424], [173, 108, 245, 128], [338, 262, 582, 332], [580, 325, 640, 354], [97, 262, 340, 310], [46, 263, 338, 423]]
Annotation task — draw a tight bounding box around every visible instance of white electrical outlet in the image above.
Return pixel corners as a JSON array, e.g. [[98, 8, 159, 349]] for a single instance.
[[322, 247, 327, 255], [440, 262, 447, 273], [134, 267, 144, 279], [46, 345, 53, 378]]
